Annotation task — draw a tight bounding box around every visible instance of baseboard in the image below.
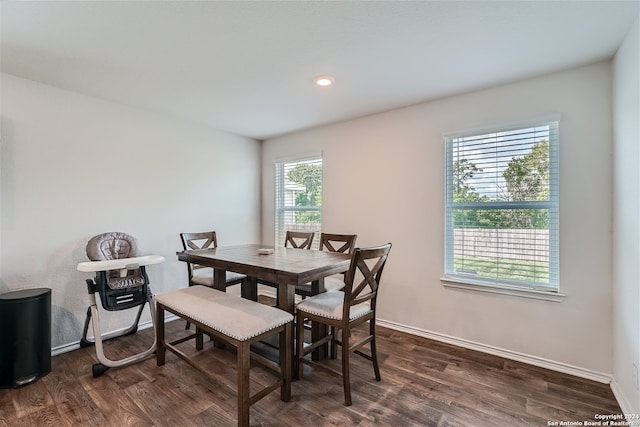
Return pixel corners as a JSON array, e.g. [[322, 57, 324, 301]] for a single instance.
[[377, 318, 613, 384], [610, 379, 640, 426], [52, 341, 81, 356], [262, 290, 612, 383], [51, 314, 179, 357]]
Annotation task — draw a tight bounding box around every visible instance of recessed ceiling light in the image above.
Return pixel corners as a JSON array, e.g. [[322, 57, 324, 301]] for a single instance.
[[314, 75, 334, 87]]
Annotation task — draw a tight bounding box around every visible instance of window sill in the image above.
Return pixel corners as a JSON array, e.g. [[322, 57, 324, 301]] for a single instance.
[[440, 276, 566, 303]]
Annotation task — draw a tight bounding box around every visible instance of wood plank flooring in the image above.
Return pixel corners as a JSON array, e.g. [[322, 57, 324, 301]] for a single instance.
[[0, 315, 622, 426]]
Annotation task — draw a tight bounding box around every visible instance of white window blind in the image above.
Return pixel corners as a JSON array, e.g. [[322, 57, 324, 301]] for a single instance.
[[275, 156, 322, 249], [444, 120, 559, 292]]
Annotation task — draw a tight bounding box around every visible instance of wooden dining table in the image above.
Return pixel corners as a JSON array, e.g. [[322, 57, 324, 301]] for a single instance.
[[176, 243, 352, 362]]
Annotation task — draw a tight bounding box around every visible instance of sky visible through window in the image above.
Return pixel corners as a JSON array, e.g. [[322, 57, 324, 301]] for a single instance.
[[452, 125, 551, 201]]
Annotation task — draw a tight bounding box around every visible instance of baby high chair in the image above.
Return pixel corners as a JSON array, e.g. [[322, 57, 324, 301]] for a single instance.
[[77, 232, 164, 377]]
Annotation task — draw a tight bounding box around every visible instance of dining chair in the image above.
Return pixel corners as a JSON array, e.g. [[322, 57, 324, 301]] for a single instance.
[[294, 233, 357, 298], [296, 242, 392, 406], [180, 231, 251, 327], [259, 230, 315, 306]]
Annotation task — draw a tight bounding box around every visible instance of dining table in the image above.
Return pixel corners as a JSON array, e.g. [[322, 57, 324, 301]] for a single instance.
[[176, 243, 352, 363]]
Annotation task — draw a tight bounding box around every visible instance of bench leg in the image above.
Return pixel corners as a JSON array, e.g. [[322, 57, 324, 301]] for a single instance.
[[156, 305, 166, 366], [238, 341, 250, 427]]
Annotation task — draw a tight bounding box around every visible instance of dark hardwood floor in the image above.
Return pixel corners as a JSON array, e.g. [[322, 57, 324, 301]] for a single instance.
[[0, 311, 621, 426]]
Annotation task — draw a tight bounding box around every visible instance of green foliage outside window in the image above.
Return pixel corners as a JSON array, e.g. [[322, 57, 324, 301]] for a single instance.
[[287, 163, 322, 223], [453, 140, 550, 229]]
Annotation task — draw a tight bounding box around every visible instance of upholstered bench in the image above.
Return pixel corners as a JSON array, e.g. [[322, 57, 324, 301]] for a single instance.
[[155, 285, 293, 427]]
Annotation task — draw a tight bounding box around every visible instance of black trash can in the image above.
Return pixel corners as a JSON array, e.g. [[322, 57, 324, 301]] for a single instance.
[[0, 288, 52, 388]]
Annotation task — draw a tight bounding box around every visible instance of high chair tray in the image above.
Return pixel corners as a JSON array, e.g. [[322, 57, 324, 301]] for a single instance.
[[77, 255, 165, 272]]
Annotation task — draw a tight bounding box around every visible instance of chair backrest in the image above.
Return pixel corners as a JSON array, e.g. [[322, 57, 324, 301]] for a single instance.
[[180, 231, 219, 279], [342, 243, 392, 320], [284, 231, 314, 249], [180, 231, 218, 251], [319, 233, 357, 254]]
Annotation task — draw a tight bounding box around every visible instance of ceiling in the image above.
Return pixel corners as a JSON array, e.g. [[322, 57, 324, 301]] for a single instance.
[[1, 1, 638, 140]]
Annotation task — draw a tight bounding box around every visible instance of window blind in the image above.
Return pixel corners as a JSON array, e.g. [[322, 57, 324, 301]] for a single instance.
[[275, 156, 322, 249], [444, 121, 559, 291]]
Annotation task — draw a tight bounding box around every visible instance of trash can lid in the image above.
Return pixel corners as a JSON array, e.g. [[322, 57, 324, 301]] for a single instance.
[[0, 288, 51, 301]]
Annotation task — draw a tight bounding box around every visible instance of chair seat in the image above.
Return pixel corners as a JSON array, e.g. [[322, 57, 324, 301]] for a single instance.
[[156, 286, 292, 341], [191, 270, 246, 287], [296, 291, 371, 321]]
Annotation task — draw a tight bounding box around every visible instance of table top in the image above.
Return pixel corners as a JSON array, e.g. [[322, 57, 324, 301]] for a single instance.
[[177, 243, 351, 285]]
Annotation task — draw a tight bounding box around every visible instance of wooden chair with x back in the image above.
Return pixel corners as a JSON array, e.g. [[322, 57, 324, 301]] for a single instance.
[[179, 231, 253, 327], [296, 242, 392, 406], [180, 231, 248, 290], [259, 230, 315, 305], [295, 233, 357, 298]]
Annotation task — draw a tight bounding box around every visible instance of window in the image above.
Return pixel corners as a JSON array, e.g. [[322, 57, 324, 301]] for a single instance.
[[275, 155, 322, 248], [443, 119, 559, 297]]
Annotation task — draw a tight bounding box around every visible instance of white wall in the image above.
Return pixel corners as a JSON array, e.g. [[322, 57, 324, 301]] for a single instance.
[[612, 17, 640, 413], [0, 73, 261, 348], [263, 62, 613, 377]]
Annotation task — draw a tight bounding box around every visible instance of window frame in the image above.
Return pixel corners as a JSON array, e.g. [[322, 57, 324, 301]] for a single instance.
[[274, 154, 323, 248], [441, 117, 564, 302]]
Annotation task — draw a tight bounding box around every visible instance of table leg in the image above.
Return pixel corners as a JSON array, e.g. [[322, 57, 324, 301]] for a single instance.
[[277, 282, 295, 378], [213, 269, 227, 291], [242, 277, 258, 301], [211, 269, 228, 348]]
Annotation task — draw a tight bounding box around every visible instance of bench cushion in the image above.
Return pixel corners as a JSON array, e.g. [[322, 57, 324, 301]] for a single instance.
[[156, 286, 293, 341]]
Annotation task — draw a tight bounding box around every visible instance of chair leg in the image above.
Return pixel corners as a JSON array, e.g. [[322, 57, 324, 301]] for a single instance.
[[370, 319, 381, 381], [296, 311, 305, 379], [330, 326, 337, 359], [185, 282, 193, 329], [342, 328, 352, 406]]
